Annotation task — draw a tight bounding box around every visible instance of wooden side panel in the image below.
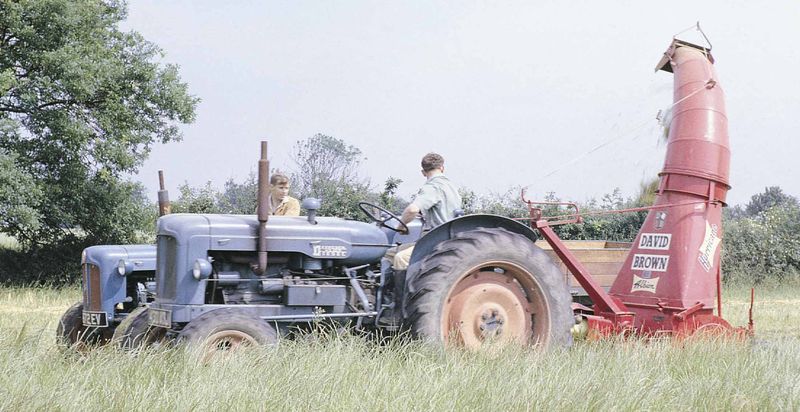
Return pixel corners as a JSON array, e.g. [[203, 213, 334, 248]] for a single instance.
[[539, 240, 631, 291]]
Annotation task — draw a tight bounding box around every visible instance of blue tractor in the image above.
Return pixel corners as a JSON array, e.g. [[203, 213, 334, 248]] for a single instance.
[[56, 170, 169, 349], [55, 244, 157, 348], [59, 142, 574, 351], [137, 206, 574, 351]]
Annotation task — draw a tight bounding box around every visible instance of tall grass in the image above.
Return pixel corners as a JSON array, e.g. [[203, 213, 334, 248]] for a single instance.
[[0, 286, 798, 411]]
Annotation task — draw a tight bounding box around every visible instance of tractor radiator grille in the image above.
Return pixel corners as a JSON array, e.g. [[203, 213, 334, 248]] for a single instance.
[[82, 263, 102, 311], [156, 235, 178, 300]]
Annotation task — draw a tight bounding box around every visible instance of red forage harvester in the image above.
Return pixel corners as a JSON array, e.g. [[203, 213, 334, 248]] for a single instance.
[[529, 32, 753, 340]]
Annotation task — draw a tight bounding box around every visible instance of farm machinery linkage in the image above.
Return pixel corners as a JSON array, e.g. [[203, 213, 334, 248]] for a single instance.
[[58, 32, 752, 352]]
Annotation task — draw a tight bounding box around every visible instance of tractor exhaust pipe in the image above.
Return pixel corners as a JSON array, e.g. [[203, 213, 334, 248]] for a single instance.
[[157, 170, 171, 216], [256, 141, 271, 275], [609, 33, 731, 333]]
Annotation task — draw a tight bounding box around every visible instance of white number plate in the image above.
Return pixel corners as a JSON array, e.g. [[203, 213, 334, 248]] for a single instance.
[[148, 308, 172, 328]]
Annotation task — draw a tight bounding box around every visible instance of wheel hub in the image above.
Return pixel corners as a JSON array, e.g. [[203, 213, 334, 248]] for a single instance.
[[443, 270, 533, 348], [201, 330, 259, 361], [478, 309, 506, 337]]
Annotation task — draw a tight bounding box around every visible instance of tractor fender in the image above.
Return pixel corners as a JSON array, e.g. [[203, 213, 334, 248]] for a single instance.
[[406, 214, 538, 272]]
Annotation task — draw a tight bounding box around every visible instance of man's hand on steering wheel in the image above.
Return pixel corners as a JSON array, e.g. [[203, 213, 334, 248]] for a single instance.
[[357, 202, 410, 234]]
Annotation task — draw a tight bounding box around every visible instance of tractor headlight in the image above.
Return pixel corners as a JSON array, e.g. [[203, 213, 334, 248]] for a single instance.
[[192, 258, 212, 280], [116, 259, 134, 276]]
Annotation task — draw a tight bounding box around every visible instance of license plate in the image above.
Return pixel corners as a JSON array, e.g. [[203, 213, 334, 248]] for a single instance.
[[82, 311, 108, 327], [148, 308, 172, 328]]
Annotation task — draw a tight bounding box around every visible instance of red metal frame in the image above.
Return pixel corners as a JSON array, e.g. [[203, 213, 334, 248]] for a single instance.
[[526, 196, 752, 338]]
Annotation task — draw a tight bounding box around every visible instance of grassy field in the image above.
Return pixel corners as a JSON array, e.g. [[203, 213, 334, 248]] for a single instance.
[[0, 285, 798, 411]]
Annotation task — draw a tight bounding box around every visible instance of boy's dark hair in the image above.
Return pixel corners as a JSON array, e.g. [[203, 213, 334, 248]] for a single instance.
[[421, 153, 445, 172]]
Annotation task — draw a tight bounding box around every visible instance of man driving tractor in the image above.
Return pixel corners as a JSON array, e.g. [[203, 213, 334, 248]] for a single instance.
[[387, 152, 461, 270]]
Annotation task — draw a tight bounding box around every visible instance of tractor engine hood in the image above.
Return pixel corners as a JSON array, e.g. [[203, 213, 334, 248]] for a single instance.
[[81, 244, 156, 320], [157, 213, 392, 266]]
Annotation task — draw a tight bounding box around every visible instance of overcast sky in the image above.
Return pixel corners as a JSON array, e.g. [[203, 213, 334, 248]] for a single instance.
[[122, 1, 800, 207]]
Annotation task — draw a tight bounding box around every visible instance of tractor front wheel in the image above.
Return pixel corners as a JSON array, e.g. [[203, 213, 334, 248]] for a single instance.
[[178, 308, 277, 360], [111, 307, 168, 350], [56, 301, 110, 351]]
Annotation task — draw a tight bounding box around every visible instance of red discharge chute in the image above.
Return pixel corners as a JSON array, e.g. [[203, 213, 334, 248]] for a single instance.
[[609, 41, 731, 333]]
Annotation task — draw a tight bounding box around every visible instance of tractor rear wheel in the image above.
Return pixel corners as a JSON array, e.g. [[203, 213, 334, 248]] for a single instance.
[[56, 301, 110, 351], [178, 308, 277, 359], [111, 307, 168, 350], [404, 227, 573, 349]]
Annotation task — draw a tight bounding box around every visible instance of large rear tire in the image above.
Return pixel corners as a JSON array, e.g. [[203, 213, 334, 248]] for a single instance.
[[55, 301, 110, 351], [404, 227, 573, 349], [178, 308, 277, 360], [111, 307, 168, 350]]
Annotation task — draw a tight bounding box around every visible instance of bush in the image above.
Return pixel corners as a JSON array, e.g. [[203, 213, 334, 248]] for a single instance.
[[464, 188, 647, 243], [0, 180, 158, 286], [556, 211, 648, 242], [0, 237, 91, 286], [722, 203, 800, 284]]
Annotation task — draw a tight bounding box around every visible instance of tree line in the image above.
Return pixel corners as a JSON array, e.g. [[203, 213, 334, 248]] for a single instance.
[[6, 130, 796, 285]]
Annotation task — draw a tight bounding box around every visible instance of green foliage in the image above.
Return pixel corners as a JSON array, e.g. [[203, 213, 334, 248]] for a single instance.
[[171, 182, 220, 214], [165, 134, 416, 221], [557, 211, 647, 242], [0, 0, 198, 246], [171, 134, 390, 221], [632, 177, 660, 207], [217, 173, 258, 214], [543, 190, 646, 242], [312, 182, 377, 221], [292, 133, 363, 191], [726, 186, 799, 219], [597, 187, 625, 210], [0, 237, 90, 285], [76, 177, 157, 244], [291, 134, 375, 220], [0, 149, 42, 238], [460, 186, 529, 218], [463, 187, 646, 242], [0, 177, 156, 285], [458, 187, 478, 214], [722, 189, 800, 284], [165, 135, 396, 221], [0, 233, 19, 251], [379, 176, 405, 211]]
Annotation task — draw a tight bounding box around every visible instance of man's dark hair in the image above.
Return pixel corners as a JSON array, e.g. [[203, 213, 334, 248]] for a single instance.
[[421, 153, 445, 172], [270, 172, 290, 185]]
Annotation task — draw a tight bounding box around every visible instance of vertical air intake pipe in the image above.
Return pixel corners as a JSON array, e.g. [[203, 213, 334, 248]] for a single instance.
[[157, 170, 171, 216], [256, 141, 271, 275]]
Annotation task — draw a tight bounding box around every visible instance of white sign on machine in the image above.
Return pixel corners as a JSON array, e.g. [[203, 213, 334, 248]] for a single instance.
[[631, 254, 670, 272], [698, 222, 721, 272], [638, 233, 671, 250], [312, 244, 348, 258], [631, 275, 660, 293]]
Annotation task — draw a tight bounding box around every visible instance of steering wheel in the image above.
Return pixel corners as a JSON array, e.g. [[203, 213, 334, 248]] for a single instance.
[[358, 202, 409, 234]]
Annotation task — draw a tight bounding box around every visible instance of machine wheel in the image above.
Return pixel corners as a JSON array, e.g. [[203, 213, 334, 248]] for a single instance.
[[675, 313, 735, 341], [55, 301, 110, 351], [178, 308, 277, 358], [111, 307, 168, 350], [404, 227, 573, 349]]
